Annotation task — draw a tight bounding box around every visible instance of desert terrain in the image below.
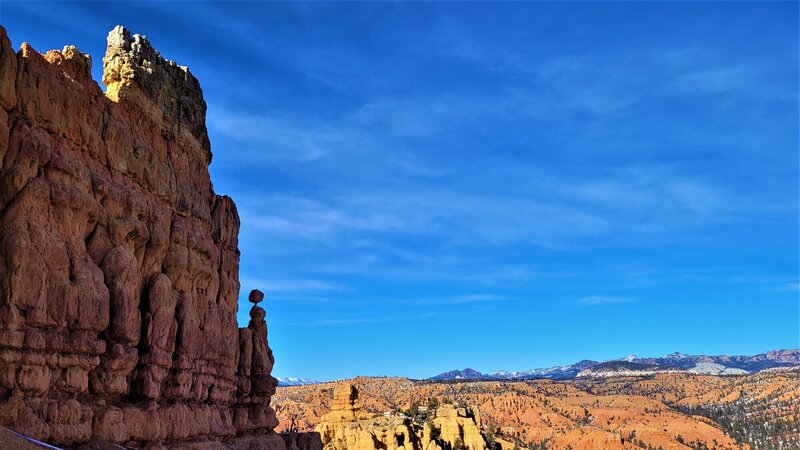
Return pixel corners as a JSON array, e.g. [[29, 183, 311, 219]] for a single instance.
[[273, 369, 800, 450]]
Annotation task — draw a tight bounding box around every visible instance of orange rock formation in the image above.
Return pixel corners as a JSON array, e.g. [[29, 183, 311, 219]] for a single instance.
[[0, 25, 282, 449], [272, 375, 778, 450]]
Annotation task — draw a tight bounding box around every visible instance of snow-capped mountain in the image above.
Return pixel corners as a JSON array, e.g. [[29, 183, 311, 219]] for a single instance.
[[576, 361, 682, 378], [277, 377, 320, 386], [429, 349, 799, 381], [686, 362, 748, 376], [429, 368, 490, 381], [623, 349, 800, 373], [489, 360, 598, 380]]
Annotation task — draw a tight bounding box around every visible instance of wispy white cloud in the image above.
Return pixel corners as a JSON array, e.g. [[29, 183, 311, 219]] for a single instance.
[[314, 258, 572, 286], [429, 19, 536, 74], [234, 161, 769, 252], [576, 296, 637, 305], [568, 167, 727, 220], [277, 316, 404, 327], [238, 190, 610, 247], [670, 65, 760, 95], [349, 94, 494, 138], [775, 282, 800, 292], [208, 109, 342, 161], [662, 57, 795, 102], [240, 277, 344, 293], [396, 294, 506, 306], [242, 195, 406, 238]]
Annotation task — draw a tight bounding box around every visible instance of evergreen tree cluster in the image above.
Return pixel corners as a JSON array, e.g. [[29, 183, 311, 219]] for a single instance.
[[676, 392, 800, 450]]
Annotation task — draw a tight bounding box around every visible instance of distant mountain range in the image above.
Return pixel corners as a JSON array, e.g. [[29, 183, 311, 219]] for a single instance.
[[488, 359, 599, 380], [428, 368, 487, 381], [428, 349, 800, 380], [276, 377, 320, 386]]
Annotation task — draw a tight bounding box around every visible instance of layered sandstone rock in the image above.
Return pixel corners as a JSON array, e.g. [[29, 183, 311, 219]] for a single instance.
[[314, 384, 419, 450], [311, 384, 490, 450], [427, 404, 487, 450], [0, 24, 282, 449]]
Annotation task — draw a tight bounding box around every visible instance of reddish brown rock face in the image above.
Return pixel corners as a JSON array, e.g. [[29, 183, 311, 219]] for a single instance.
[[0, 24, 283, 450]]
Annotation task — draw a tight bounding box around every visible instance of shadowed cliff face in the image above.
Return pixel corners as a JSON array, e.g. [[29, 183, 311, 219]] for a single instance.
[[0, 24, 283, 449]]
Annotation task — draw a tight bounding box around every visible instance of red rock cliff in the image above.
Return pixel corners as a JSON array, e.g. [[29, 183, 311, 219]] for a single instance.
[[0, 25, 283, 449]]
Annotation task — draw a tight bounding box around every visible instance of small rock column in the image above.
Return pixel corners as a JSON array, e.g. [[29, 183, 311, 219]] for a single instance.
[[234, 289, 280, 434]]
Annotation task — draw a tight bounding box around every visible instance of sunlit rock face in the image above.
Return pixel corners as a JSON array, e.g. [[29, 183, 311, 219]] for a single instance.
[[312, 384, 489, 450], [0, 24, 283, 450], [314, 384, 420, 450], [428, 404, 487, 450]]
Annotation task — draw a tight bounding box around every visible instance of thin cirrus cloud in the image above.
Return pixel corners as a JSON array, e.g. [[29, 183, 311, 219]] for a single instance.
[[577, 296, 637, 306], [434, 26, 795, 134], [666, 63, 796, 102], [239, 278, 345, 294], [239, 191, 610, 247], [277, 316, 402, 327], [208, 109, 343, 162], [314, 258, 569, 287], [394, 294, 506, 306], [232, 166, 748, 251]]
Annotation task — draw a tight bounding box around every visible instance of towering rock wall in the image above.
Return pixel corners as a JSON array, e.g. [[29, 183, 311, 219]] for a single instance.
[[0, 24, 283, 449]]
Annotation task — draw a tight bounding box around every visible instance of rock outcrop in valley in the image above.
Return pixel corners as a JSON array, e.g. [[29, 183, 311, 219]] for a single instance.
[[311, 383, 488, 450], [314, 383, 420, 450]]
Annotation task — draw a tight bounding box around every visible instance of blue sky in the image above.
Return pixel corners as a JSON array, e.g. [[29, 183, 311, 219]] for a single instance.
[[2, 1, 797, 380]]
